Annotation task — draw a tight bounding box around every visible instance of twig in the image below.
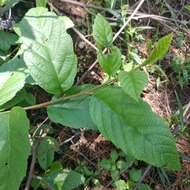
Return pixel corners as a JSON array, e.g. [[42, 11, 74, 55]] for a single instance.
[[15, 80, 112, 111], [24, 143, 38, 190], [77, 0, 145, 84], [48, 2, 98, 51], [72, 27, 98, 51], [134, 165, 152, 190], [59, 0, 112, 12], [60, 132, 81, 145], [32, 117, 49, 137], [24, 116, 50, 190], [113, 0, 145, 41]]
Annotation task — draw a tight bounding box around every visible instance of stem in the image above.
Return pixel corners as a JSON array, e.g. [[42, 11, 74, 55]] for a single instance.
[[24, 143, 38, 190], [23, 80, 113, 111]]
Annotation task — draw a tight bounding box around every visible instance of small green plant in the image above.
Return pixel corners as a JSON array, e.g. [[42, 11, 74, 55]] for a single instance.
[[171, 56, 190, 88], [0, 7, 181, 190], [100, 150, 152, 189], [100, 150, 134, 180]]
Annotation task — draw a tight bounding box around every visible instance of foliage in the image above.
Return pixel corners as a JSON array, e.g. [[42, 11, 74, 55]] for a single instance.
[[0, 6, 180, 190], [0, 107, 30, 190], [92, 13, 113, 49], [119, 70, 148, 101], [171, 56, 190, 88], [144, 34, 173, 65]]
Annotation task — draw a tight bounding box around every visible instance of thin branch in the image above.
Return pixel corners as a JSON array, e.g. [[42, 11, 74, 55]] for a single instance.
[[24, 117, 50, 190], [59, 0, 112, 12], [134, 165, 152, 190], [72, 27, 98, 51], [22, 80, 113, 111], [24, 143, 38, 190], [113, 0, 145, 41], [48, 1, 98, 51]]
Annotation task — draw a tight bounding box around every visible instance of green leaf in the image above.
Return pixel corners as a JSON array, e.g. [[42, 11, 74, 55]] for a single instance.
[[0, 72, 26, 106], [119, 70, 148, 101], [89, 87, 180, 170], [185, 4, 190, 12], [36, 0, 47, 7], [0, 107, 30, 190], [0, 57, 26, 73], [92, 13, 113, 49], [43, 166, 84, 190], [97, 46, 122, 76], [15, 8, 77, 94], [0, 0, 21, 14], [0, 0, 7, 6], [59, 16, 74, 29], [14, 7, 58, 43], [0, 89, 36, 111], [48, 96, 97, 130], [37, 137, 56, 170], [144, 34, 173, 65], [129, 169, 142, 182], [62, 170, 85, 190], [139, 184, 153, 190], [115, 180, 127, 190], [0, 31, 18, 52], [14, 8, 74, 43], [23, 29, 77, 95]]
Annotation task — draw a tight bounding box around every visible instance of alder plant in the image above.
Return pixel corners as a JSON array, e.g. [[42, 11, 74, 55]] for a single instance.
[[0, 7, 181, 190]]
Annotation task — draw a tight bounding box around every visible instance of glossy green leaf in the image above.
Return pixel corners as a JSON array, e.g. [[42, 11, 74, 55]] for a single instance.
[[92, 13, 113, 49], [0, 72, 26, 106], [119, 70, 148, 101], [97, 46, 122, 76], [0, 31, 18, 52], [0, 107, 30, 190], [48, 96, 97, 130], [144, 34, 173, 65], [15, 8, 77, 94], [90, 87, 180, 170], [37, 137, 56, 170]]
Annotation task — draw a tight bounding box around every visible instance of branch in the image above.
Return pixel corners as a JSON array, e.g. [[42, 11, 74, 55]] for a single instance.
[[24, 143, 38, 190], [134, 165, 152, 190], [22, 80, 113, 111]]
